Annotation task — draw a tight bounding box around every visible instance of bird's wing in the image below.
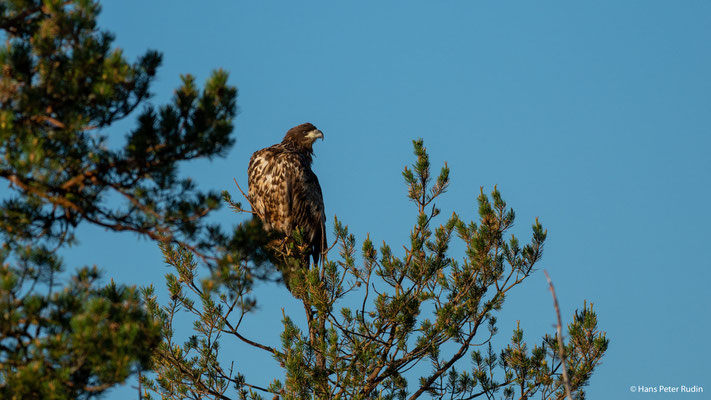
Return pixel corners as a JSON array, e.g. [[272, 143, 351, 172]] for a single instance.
[[299, 165, 327, 248]]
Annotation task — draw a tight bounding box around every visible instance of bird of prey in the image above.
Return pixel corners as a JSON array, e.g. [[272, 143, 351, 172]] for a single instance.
[[247, 122, 326, 266]]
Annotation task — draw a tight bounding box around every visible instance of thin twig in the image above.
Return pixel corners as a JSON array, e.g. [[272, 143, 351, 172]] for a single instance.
[[543, 270, 573, 400], [138, 369, 143, 400], [232, 177, 257, 215]]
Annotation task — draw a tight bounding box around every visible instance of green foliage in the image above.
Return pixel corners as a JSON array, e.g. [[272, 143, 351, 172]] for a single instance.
[[0, 0, 238, 262], [0, 264, 160, 399], [142, 238, 273, 400], [149, 140, 609, 399], [0, 0, 245, 397]]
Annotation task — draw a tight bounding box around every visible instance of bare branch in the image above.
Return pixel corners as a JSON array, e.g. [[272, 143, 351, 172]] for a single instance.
[[232, 177, 257, 215], [543, 270, 573, 400]]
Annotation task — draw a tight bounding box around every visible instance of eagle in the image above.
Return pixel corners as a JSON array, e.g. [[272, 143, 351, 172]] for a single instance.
[[247, 122, 326, 266]]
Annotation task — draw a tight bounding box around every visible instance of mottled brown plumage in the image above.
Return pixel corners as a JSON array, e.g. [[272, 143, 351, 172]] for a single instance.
[[247, 123, 326, 265]]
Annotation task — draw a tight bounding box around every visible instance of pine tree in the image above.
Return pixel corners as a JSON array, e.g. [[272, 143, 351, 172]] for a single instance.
[[146, 140, 609, 400], [1, 2, 609, 399], [0, 1, 260, 398]]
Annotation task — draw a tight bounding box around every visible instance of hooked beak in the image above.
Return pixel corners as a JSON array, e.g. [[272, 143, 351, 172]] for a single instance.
[[307, 129, 324, 141]]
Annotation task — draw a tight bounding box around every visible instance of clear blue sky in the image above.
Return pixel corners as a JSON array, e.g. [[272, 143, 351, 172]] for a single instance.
[[63, 1, 711, 398]]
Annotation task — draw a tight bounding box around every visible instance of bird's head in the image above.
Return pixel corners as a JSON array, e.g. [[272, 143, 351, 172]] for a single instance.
[[282, 122, 324, 154]]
